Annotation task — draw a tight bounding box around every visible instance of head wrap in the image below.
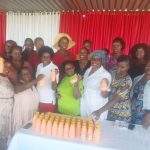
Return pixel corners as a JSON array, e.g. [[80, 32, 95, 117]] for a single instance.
[[90, 50, 106, 62]]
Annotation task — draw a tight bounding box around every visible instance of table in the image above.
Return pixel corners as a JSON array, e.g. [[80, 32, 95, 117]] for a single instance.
[[8, 120, 150, 150]]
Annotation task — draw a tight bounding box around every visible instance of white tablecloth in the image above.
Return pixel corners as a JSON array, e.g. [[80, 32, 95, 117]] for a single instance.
[[8, 120, 150, 150]]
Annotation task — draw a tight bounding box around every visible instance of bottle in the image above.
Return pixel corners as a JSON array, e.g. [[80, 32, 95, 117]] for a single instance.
[[69, 122, 76, 139], [40, 118, 47, 134], [81, 122, 87, 141], [87, 124, 93, 142], [35, 117, 42, 133], [32, 112, 40, 129], [57, 120, 64, 137], [63, 121, 69, 139], [46, 119, 52, 136], [93, 125, 100, 144], [52, 120, 58, 136], [76, 120, 81, 138]]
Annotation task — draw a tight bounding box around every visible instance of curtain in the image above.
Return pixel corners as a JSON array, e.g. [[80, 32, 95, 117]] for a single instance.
[[0, 13, 6, 55], [6, 12, 60, 49], [60, 12, 150, 56]]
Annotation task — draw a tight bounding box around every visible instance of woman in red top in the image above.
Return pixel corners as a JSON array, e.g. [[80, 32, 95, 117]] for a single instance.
[[53, 33, 75, 69]]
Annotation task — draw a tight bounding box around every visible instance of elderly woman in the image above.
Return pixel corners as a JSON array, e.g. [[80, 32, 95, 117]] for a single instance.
[[0, 58, 14, 141], [80, 50, 111, 119], [53, 33, 75, 69], [57, 61, 83, 116], [106, 37, 125, 72], [74, 47, 91, 76], [129, 43, 150, 79], [130, 60, 150, 128], [92, 55, 132, 122]]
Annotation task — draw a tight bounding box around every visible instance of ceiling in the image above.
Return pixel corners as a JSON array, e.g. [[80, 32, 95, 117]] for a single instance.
[[0, 0, 150, 12]]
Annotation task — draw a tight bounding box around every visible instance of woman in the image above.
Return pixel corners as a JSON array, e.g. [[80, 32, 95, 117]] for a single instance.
[[34, 37, 44, 53], [82, 40, 92, 51], [57, 61, 83, 116], [12, 67, 41, 133], [74, 47, 90, 76], [11, 46, 33, 79], [106, 37, 125, 72], [129, 43, 150, 79], [80, 50, 111, 119], [0, 58, 14, 140], [92, 55, 132, 123], [130, 60, 150, 127], [2, 40, 17, 61], [36, 46, 59, 112], [22, 38, 40, 72], [53, 33, 75, 69]]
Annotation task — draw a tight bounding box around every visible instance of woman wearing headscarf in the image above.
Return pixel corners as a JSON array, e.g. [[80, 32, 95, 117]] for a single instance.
[[80, 50, 111, 119]]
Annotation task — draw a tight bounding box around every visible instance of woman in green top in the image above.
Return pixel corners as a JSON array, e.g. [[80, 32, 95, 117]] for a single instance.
[[57, 61, 83, 116]]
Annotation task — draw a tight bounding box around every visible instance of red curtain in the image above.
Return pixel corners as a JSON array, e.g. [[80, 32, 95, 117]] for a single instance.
[[0, 13, 6, 55], [60, 12, 150, 56]]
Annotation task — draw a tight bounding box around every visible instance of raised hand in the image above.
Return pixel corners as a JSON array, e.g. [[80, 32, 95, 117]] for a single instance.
[[100, 78, 108, 92], [50, 69, 58, 82], [0, 57, 4, 74], [37, 74, 45, 86]]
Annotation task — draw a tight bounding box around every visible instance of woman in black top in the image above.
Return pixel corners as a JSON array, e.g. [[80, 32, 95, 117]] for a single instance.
[[129, 43, 150, 79], [74, 47, 90, 76]]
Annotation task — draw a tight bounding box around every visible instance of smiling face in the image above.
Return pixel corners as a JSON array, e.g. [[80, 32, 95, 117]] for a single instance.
[[116, 61, 129, 77], [91, 55, 102, 68], [135, 48, 145, 60], [58, 37, 69, 51], [79, 48, 88, 60], [65, 63, 75, 77], [112, 42, 122, 54], [20, 68, 32, 83], [41, 52, 51, 66]]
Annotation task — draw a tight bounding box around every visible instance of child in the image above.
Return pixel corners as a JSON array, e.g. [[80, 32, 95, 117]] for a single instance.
[[36, 46, 59, 112]]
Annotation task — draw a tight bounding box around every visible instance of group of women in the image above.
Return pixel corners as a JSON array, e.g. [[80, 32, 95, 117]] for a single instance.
[[0, 33, 150, 144]]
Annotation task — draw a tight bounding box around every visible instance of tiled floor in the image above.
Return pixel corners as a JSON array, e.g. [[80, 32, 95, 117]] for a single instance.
[[0, 139, 7, 150]]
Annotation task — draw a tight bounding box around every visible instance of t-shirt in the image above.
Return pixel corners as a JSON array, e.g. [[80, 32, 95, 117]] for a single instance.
[[57, 74, 83, 116], [36, 62, 59, 104]]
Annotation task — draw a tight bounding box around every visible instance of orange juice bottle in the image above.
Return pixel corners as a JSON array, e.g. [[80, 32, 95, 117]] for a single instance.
[[52, 120, 58, 136], [46, 119, 52, 136], [63, 121, 69, 139], [35, 117, 42, 133], [81, 122, 87, 141], [58, 120, 64, 137], [69, 122, 76, 139], [87, 124, 93, 142], [93, 125, 100, 144], [32, 112, 40, 129], [76, 120, 81, 138], [40, 118, 47, 134]]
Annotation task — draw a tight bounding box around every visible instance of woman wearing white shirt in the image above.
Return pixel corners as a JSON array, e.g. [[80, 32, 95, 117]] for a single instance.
[[36, 46, 59, 112], [80, 50, 111, 119], [130, 60, 150, 128]]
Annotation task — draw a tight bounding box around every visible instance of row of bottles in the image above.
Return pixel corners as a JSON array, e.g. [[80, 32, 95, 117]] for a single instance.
[[32, 112, 100, 144]]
